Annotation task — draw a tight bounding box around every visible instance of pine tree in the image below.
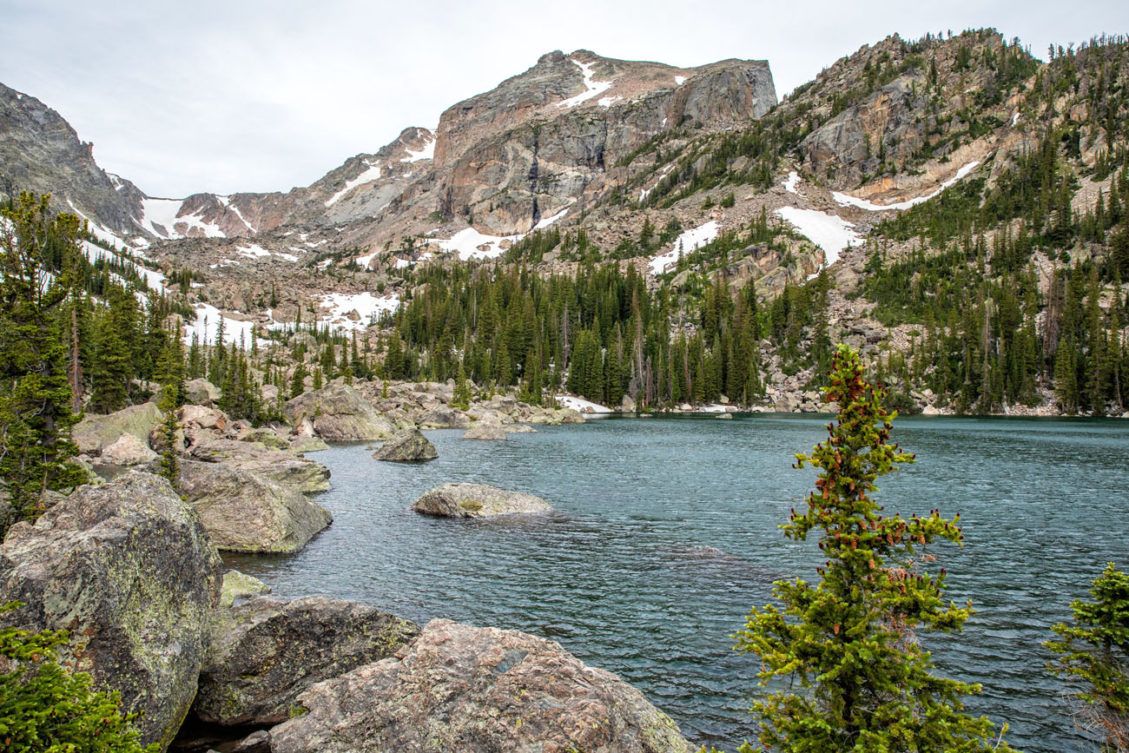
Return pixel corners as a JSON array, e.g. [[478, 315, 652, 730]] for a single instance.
[[453, 361, 472, 410], [736, 345, 1012, 753], [1046, 563, 1129, 752], [0, 194, 84, 526]]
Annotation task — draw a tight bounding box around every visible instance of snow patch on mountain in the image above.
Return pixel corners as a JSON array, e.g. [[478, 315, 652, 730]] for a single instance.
[[236, 243, 271, 259], [325, 161, 383, 207], [139, 198, 225, 239], [184, 303, 255, 347], [534, 206, 570, 230], [401, 136, 436, 163], [831, 161, 980, 212], [319, 291, 400, 332], [559, 59, 614, 108], [774, 207, 859, 266], [782, 171, 801, 194], [556, 395, 614, 414], [431, 227, 522, 261], [648, 220, 720, 275]]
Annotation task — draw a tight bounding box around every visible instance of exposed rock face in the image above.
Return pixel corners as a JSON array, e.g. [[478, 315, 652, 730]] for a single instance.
[[285, 383, 399, 441], [100, 432, 158, 466], [269, 618, 692, 753], [0, 472, 222, 748], [372, 429, 437, 462], [73, 402, 164, 455], [0, 82, 145, 238], [178, 460, 332, 553], [412, 483, 552, 518], [195, 596, 419, 727]]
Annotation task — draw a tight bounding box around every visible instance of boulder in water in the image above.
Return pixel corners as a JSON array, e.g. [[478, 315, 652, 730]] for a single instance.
[[412, 483, 551, 518], [179, 460, 332, 553], [372, 429, 438, 462]]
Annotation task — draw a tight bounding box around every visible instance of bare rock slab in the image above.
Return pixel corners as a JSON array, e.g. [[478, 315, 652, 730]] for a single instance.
[[269, 618, 692, 753], [412, 483, 552, 518]]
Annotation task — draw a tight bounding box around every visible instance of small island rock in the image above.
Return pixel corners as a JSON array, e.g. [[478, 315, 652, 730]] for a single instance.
[[412, 483, 551, 518]]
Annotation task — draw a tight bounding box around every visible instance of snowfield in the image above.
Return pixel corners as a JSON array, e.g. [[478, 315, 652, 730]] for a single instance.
[[139, 198, 226, 239], [832, 161, 980, 212], [325, 161, 383, 208], [649, 220, 720, 275], [556, 395, 614, 414], [401, 136, 436, 163], [534, 206, 570, 230], [558, 59, 614, 108], [782, 171, 801, 194], [184, 303, 255, 347], [431, 227, 522, 261], [236, 243, 271, 259], [774, 207, 860, 267], [319, 292, 400, 332]]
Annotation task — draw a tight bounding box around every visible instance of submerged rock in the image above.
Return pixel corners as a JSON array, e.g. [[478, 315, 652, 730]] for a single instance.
[[372, 429, 438, 462], [195, 596, 419, 728], [0, 471, 221, 749], [269, 618, 692, 753], [285, 383, 399, 441], [412, 483, 552, 518], [179, 460, 332, 553]]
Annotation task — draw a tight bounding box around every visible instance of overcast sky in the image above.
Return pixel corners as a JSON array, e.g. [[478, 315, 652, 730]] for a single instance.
[[2, 0, 1126, 198]]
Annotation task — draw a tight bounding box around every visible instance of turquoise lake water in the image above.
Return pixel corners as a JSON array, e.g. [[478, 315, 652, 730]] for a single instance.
[[228, 415, 1129, 752]]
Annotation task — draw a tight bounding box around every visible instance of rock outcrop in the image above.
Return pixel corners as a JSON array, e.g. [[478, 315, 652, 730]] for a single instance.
[[285, 384, 399, 441], [195, 596, 419, 727], [0, 472, 222, 748], [189, 437, 331, 494], [73, 402, 164, 455], [412, 483, 552, 518], [100, 432, 158, 466], [462, 423, 508, 440], [179, 460, 332, 553], [371, 429, 438, 462], [269, 618, 692, 753]]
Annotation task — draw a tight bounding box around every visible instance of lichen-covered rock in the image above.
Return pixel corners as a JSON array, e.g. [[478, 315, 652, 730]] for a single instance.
[[184, 378, 220, 406], [100, 432, 158, 466], [73, 402, 164, 455], [269, 618, 692, 753], [284, 384, 399, 441], [418, 406, 471, 429], [290, 436, 330, 454], [179, 460, 332, 553], [372, 429, 438, 462], [412, 483, 551, 518], [189, 438, 331, 494], [220, 569, 272, 608], [194, 596, 419, 727], [0, 471, 222, 749], [238, 427, 290, 450]]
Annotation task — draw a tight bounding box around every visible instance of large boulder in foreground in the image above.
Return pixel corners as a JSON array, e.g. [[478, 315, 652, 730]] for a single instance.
[[73, 402, 163, 455], [270, 618, 692, 753], [179, 460, 332, 553], [412, 483, 552, 518], [285, 384, 399, 441], [0, 471, 222, 749], [372, 429, 438, 462], [195, 596, 419, 727]]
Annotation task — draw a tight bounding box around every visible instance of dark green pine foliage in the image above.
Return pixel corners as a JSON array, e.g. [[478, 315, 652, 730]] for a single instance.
[[735, 345, 1012, 752], [0, 194, 85, 526], [1046, 563, 1129, 752], [0, 604, 156, 752]]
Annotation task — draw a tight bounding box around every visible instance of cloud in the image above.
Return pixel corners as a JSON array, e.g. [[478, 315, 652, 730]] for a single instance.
[[2, 0, 1126, 196]]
